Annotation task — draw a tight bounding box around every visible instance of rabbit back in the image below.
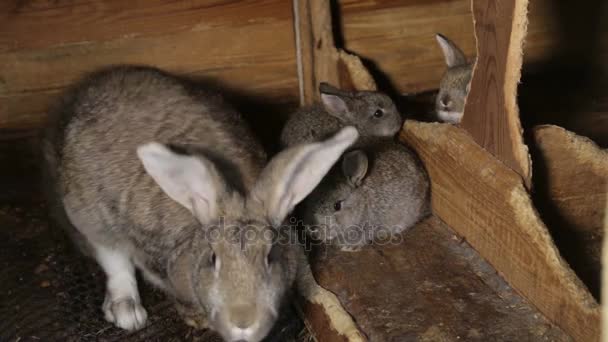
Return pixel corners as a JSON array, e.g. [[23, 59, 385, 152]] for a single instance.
[[48, 66, 266, 250]]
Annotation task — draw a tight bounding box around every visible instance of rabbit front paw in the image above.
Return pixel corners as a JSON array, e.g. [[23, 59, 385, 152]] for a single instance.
[[175, 301, 209, 329], [103, 294, 148, 331]]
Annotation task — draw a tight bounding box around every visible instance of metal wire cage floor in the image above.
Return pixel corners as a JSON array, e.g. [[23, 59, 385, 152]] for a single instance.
[[0, 204, 303, 342]]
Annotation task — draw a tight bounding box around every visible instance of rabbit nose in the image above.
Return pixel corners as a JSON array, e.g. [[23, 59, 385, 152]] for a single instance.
[[440, 95, 452, 108], [231, 305, 256, 329]]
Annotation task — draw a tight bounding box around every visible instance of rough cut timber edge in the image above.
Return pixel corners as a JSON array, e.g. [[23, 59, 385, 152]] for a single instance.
[[401, 122, 600, 342], [461, 0, 532, 189], [293, 0, 376, 107], [293, 0, 375, 340], [533, 125, 608, 233], [533, 124, 607, 298]]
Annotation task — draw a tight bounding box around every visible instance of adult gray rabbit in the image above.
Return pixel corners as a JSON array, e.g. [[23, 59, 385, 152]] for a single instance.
[[435, 33, 474, 124], [280, 82, 402, 147], [303, 139, 430, 251], [41, 66, 358, 341]]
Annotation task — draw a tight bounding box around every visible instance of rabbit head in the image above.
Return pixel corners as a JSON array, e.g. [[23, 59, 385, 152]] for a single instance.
[[137, 127, 359, 342], [435, 33, 473, 124], [319, 83, 402, 137], [304, 150, 372, 246]]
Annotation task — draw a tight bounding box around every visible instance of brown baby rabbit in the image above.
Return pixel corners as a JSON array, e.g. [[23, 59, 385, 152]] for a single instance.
[[435, 33, 474, 124], [302, 139, 430, 251], [280, 83, 402, 147], [42, 66, 358, 341]]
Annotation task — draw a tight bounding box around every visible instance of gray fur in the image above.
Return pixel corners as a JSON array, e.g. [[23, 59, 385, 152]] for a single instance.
[[303, 138, 431, 251], [280, 83, 402, 147], [435, 33, 474, 124], [41, 66, 357, 341]]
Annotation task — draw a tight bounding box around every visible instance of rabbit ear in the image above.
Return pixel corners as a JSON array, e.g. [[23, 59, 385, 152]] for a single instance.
[[320, 83, 351, 119], [321, 93, 349, 118], [137, 143, 222, 224], [435, 33, 467, 68], [319, 82, 345, 95], [342, 150, 368, 187], [251, 127, 359, 226]]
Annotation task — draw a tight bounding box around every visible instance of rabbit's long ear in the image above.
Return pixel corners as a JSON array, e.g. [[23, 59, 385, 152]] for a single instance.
[[319, 82, 352, 120], [435, 33, 467, 68], [251, 127, 359, 226], [342, 150, 368, 187], [137, 143, 223, 224]]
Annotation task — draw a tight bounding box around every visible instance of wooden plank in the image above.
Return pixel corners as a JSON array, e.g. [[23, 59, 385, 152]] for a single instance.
[[532, 125, 608, 297], [310, 216, 569, 341], [293, 0, 376, 106], [338, 0, 608, 94], [0, 0, 291, 53], [400, 121, 600, 342], [460, 0, 531, 188], [339, 0, 475, 93], [0, 0, 298, 130]]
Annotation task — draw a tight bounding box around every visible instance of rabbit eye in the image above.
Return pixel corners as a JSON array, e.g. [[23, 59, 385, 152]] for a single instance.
[[373, 109, 384, 118], [266, 245, 279, 269], [209, 252, 217, 268], [334, 200, 344, 211]]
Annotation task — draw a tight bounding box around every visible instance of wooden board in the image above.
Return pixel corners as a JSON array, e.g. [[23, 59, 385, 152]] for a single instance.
[[400, 121, 600, 342], [338, 0, 608, 94], [460, 0, 531, 188], [339, 0, 475, 94], [532, 125, 608, 298], [0, 0, 298, 131], [309, 216, 569, 341], [293, 0, 376, 106]]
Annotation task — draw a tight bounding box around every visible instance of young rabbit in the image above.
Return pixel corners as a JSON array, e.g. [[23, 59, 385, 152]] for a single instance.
[[302, 139, 430, 251], [280, 83, 402, 147], [435, 33, 474, 124], [41, 66, 358, 341]]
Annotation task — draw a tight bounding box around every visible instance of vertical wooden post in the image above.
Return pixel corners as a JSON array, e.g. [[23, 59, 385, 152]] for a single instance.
[[292, 1, 377, 341], [293, 0, 376, 106], [461, 0, 532, 188]]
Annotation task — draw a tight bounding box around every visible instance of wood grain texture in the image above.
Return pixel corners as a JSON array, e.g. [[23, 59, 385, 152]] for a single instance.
[[338, 0, 608, 94], [0, 0, 298, 130], [310, 217, 570, 341], [339, 0, 475, 93], [400, 121, 600, 342], [0, 0, 290, 52], [294, 0, 376, 106], [460, 0, 531, 188], [532, 125, 608, 298]]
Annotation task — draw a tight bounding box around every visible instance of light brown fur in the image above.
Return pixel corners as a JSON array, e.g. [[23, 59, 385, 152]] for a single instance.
[[42, 66, 358, 341]]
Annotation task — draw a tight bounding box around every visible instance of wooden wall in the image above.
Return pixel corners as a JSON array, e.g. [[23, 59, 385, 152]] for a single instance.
[[0, 0, 299, 132], [2, 0, 606, 141], [337, 0, 608, 94], [338, 0, 475, 94]]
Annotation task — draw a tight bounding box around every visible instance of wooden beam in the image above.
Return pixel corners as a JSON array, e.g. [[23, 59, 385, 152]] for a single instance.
[[0, 0, 298, 131], [339, 0, 475, 93], [400, 121, 600, 342], [532, 125, 608, 296], [461, 0, 531, 188], [293, 0, 375, 106]]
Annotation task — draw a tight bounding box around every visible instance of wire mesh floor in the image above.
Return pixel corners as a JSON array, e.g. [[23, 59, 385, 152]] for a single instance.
[[0, 204, 304, 342]]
